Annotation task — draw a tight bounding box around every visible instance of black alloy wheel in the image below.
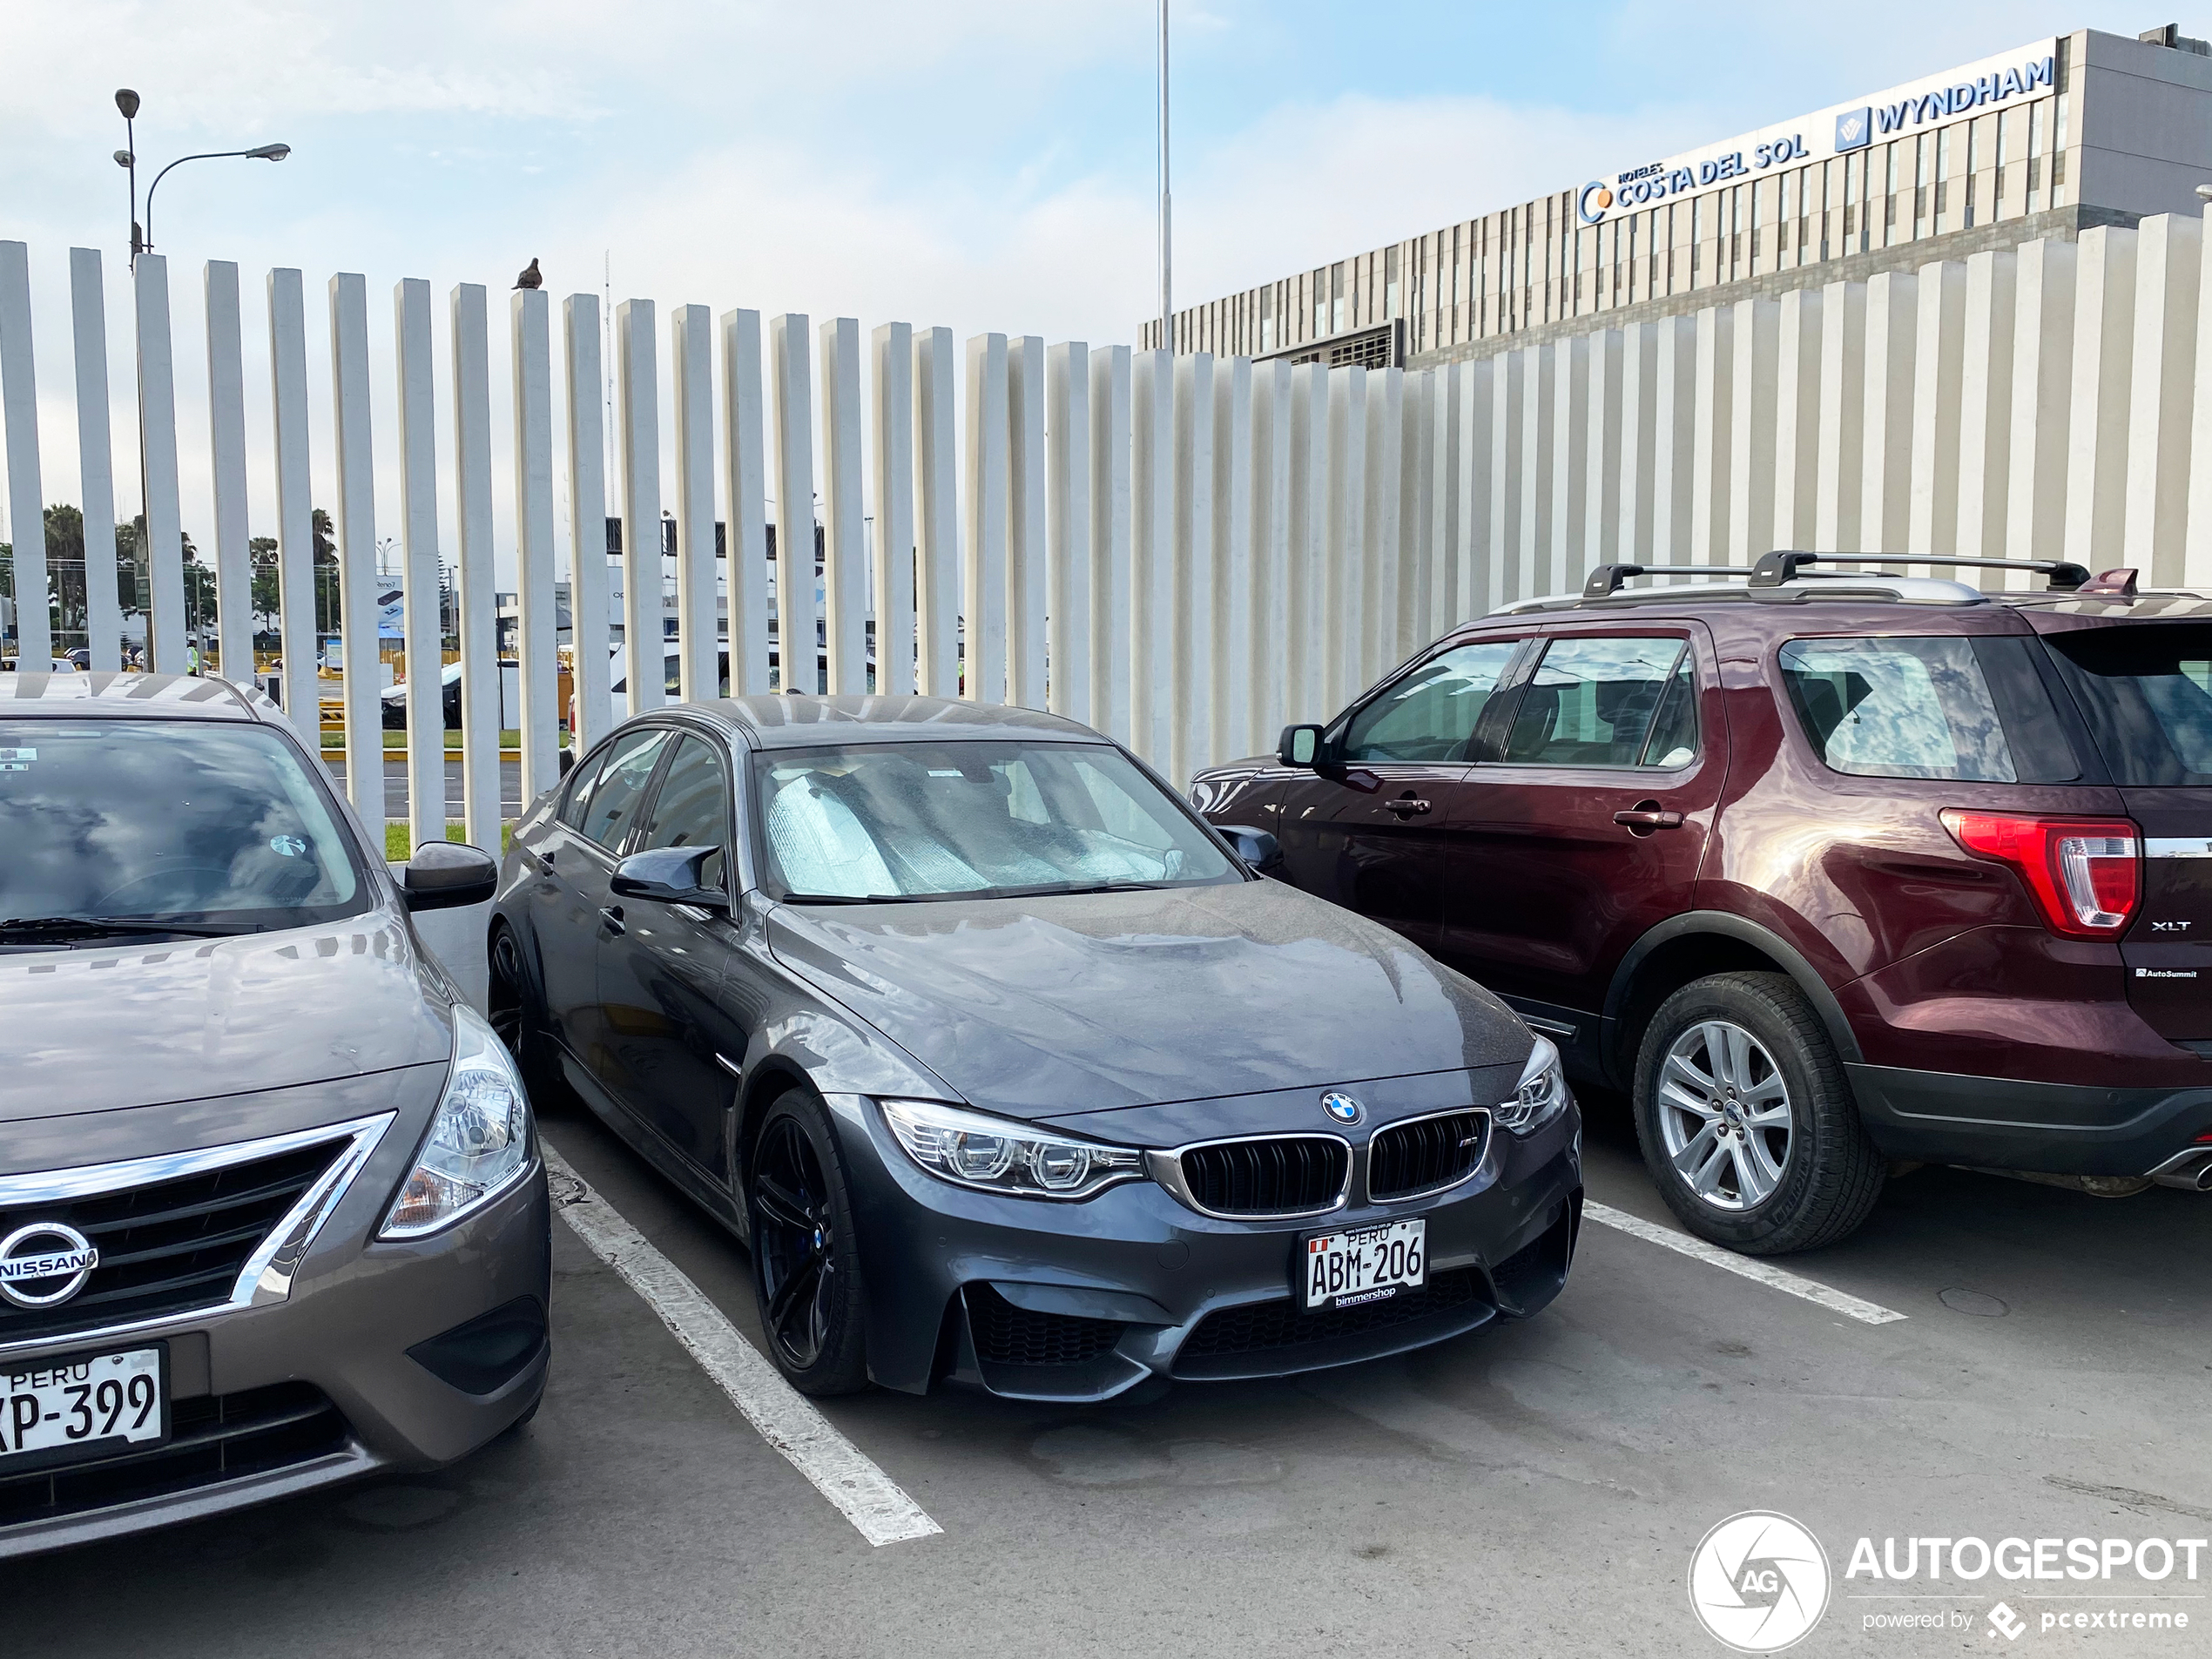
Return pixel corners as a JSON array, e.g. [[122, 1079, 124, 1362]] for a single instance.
[[748, 1090, 869, 1395]]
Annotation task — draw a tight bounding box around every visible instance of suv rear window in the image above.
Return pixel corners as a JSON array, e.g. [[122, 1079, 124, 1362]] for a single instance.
[[1781, 637, 2018, 781], [2041, 624, 2212, 786]]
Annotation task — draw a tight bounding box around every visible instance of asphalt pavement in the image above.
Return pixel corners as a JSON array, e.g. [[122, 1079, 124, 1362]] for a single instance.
[[320, 755, 529, 821], [13, 914, 2211, 1657]]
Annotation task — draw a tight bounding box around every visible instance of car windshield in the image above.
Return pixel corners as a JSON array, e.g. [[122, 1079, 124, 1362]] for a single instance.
[[753, 739, 1240, 902], [0, 718, 368, 937], [2042, 624, 2212, 786]]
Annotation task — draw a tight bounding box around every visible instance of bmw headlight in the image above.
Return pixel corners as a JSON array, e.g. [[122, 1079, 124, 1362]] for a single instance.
[[381, 1005, 536, 1238], [1494, 1033, 1569, 1136], [880, 1099, 1145, 1200]]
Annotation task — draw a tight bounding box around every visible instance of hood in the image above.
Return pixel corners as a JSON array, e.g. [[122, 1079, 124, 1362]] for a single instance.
[[0, 907, 455, 1123], [765, 879, 1531, 1120]]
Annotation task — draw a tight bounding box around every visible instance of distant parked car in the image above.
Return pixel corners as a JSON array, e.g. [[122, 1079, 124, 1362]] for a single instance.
[[0, 670, 548, 1556], [492, 694, 1579, 1402], [1192, 553, 2212, 1254]]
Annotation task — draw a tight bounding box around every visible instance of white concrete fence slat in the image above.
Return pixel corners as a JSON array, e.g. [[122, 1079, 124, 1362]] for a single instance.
[[720, 308, 771, 700], [912, 326, 960, 701], [1006, 335, 1048, 715], [69, 249, 124, 674], [328, 273, 381, 819], [0, 242, 47, 673], [265, 269, 317, 741], [671, 304, 720, 710], [818, 317, 867, 699], [8, 217, 2212, 833], [1042, 340, 1089, 725], [563, 294, 616, 745], [768, 314, 813, 698], [1086, 344, 1131, 745], [396, 278, 445, 846], [203, 262, 254, 684], [870, 322, 917, 700], [1169, 348, 1213, 788], [513, 291, 562, 801], [135, 255, 186, 674], [618, 299, 664, 717], [961, 332, 1009, 708], [451, 284, 502, 851]]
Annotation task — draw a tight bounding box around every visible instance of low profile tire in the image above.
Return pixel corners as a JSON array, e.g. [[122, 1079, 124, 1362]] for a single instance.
[[1632, 971, 1885, 1255], [487, 924, 562, 1107], [747, 1089, 870, 1396]]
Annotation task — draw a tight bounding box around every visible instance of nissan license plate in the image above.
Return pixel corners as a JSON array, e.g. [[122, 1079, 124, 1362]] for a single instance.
[[0, 1346, 165, 1467], [1303, 1218, 1426, 1310]]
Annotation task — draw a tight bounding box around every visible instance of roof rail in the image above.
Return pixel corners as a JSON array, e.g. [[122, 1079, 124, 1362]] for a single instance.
[[1748, 550, 2091, 590], [1581, 563, 1754, 598]]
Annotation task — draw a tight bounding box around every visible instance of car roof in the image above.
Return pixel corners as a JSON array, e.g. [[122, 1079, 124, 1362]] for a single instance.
[[687, 693, 1103, 750], [0, 671, 267, 720]]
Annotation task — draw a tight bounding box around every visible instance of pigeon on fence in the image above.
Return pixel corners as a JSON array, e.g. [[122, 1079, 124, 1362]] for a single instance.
[[513, 258, 543, 291]]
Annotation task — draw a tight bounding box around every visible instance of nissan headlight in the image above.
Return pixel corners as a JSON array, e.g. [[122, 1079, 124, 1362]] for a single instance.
[[1494, 1033, 1568, 1136], [381, 1005, 535, 1238], [880, 1099, 1144, 1200]]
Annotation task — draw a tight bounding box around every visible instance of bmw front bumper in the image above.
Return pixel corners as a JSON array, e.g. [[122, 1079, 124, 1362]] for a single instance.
[[823, 1077, 1583, 1403]]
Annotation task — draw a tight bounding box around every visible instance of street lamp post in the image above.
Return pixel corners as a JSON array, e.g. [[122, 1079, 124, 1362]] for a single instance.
[[108, 90, 292, 675]]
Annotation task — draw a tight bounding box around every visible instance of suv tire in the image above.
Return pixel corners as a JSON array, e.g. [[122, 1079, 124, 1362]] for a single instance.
[[1631, 972, 1884, 1255]]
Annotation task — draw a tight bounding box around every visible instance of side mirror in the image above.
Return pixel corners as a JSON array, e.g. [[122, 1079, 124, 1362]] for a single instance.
[[1278, 724, 1325, 769], [402, 841, 499, 912], [1217, 824, 1283, 873], [610, 846, 729, 910]]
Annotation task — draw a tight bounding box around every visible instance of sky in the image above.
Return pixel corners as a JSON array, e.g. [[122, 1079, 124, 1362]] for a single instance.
[[0, 0, 2191, 577]]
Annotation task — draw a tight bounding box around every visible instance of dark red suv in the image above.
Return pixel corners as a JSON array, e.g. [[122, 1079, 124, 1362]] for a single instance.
[[1191, 554, 2212, 1253]]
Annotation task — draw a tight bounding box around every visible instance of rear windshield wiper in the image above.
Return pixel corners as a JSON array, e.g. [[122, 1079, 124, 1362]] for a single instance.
[[0, 915, 250, 942]]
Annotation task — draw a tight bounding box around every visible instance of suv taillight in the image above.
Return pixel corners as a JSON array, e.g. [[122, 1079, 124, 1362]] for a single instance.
[[1939, 812, 2141, 938]]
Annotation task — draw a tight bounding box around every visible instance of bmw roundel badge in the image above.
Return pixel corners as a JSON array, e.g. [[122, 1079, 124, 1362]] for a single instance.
[[1320, 1092, 1364, 1126]]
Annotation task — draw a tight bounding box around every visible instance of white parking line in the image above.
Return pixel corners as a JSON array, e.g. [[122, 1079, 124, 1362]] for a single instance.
[[541, 1140, 943, 1548], [1583, 1200, 1909, 1326]]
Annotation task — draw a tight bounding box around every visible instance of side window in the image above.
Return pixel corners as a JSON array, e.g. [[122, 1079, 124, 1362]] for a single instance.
[[1779, 637, 2015, 782], [639, 736, 732, 891], [1339, 641, 1520, 763], [556, 743, 612, 830], [1503, 637, 1692, 767], [579, 728, 672, 850]]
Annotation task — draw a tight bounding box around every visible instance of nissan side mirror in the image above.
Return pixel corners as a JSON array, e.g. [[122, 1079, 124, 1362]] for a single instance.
[[402, 840, 499, 912], [1217, 824, 1284, 873], [1278, 724, 1325, 769], [610, 846, 729, 910]]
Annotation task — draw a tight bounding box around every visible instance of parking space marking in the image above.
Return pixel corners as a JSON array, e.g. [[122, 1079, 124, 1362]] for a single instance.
[[542, 1140, 943, 1547], [1583, 1201, 1909, 1325]]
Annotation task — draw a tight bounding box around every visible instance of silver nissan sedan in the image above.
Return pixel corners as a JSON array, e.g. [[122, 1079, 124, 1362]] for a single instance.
[[0, 673, 549, 1557]]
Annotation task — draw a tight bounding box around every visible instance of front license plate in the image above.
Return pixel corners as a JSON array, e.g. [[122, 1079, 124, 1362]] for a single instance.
[[1303, 1218, 1426, 1310], [0, 1345, 166, 1467]]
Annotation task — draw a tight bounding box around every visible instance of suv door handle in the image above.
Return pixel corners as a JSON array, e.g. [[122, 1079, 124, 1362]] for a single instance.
[[599, 905, 626, 935], [1613, 808, 1684, 830], [1385, 797, 1433, 816]]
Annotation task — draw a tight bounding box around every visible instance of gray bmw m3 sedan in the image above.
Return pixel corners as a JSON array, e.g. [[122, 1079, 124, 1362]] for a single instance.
[[0, 673, 549, 1556], [494, 694, 1581, 1402]]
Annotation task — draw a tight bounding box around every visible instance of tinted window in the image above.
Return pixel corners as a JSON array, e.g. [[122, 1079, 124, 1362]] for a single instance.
[[755, 740, 1237, 901], [0, 718, 365, 932], [577, 728, 671, 850], [641, 736, 732, 890], [1780, 637, 2014, 781], [557, 743, 611, 830], [1642, 655, 1700, 768], [2043, 624, 2212, 786], [1504, 637, 1691, 766], [1339, 641, 1519, 763]]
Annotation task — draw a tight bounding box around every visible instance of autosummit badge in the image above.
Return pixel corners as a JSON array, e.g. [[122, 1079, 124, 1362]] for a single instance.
[[2135, 968, 2199, 979]]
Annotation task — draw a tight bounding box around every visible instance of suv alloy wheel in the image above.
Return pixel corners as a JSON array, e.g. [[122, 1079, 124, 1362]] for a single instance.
[[1632, 973, 1885, 1253]]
